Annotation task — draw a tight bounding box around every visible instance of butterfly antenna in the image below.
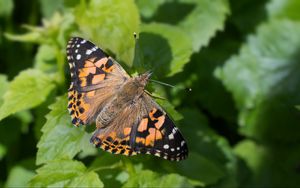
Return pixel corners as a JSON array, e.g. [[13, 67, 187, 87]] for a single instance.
[[149, 79, 175, 88]]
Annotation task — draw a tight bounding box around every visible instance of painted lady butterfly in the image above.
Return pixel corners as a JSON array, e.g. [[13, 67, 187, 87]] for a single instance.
[[66, 37, 188, 161]]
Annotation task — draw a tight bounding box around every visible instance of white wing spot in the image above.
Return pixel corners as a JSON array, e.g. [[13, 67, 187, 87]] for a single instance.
[[75, 49, 78, 53], [163, 144, 169, 149], [76, 44, 80, 48], [92, 47, 98, 51], [86, 49, 92, 55], [80, 40, 86, 44], [172, 128, 177, 134], [181, 141, 185, 146], [168, 134, 174, 140], [76, 54, 81, 60], [177, 147, 180, 150], [171, 148, 175, 152]]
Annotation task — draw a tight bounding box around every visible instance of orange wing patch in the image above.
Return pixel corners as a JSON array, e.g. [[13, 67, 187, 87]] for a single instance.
[[92, 74, 105, 84], [83, 60, 94, 67], [90, 128, 137, 156], [67, 88, 91, 126], [78, 67, 96, 77], [145, 128, 156, 147], [137, 118, 148, 132], [94, 57, 108, 68], [123, 127, 132, 135], [135, 108, 166, 148]]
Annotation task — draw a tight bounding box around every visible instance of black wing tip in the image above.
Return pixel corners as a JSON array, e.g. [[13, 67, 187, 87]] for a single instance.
[[67, 37, 88, 48]]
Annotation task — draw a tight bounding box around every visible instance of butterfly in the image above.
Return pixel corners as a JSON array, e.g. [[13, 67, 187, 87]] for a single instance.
[[66, 37, 188, 161]]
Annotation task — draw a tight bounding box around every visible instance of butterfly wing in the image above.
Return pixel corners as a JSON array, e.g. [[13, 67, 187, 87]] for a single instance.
[[90, 93, 188, 161], [67, 37, 130, 126]]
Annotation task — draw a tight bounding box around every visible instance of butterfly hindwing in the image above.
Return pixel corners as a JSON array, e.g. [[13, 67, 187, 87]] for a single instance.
[[90, 94, 188, 161], [132, 95, 188, 161], [90, 127, 137, 156], [67, 37, 129, 126]]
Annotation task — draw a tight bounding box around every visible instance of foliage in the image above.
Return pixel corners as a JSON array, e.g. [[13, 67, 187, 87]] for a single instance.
[[0, 0, 300, 187]]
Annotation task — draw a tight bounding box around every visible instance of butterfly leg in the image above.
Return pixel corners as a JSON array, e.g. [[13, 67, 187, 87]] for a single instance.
[[90, 128, 102, 146]]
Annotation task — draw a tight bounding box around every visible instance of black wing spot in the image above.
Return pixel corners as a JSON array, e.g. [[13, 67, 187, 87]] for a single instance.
[[106, 136, 113, 142], [153, 109, 164, 118], [105, 59, 114, 69], [79, 108, 85, 113]]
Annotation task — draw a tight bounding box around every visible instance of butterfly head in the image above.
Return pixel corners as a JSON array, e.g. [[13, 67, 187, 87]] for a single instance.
[[135, 71, 152, 87]]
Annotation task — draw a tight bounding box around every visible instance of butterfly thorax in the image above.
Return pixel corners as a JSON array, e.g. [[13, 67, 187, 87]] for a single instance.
[[96, 72, 151, 128]]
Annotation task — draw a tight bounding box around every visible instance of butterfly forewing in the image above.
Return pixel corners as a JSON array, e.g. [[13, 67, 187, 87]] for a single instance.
[[67, 37, 128, 126]]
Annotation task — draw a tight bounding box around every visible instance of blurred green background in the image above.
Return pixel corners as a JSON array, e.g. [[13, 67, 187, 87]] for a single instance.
[[1, 0, 300, 187]]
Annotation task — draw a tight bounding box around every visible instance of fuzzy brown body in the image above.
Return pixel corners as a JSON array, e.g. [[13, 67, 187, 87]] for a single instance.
[[96, 74, 149, 129]]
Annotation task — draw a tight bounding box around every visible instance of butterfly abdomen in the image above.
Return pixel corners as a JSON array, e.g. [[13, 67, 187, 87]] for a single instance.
[[95, 78, 144, 128]]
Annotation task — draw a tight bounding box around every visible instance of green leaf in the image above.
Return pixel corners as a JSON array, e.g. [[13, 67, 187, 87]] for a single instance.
[[175, 108, 233, 186], [29, 159, 103, 187], [140, 23, 193, 76], [176, 152, 224, 187], [5, 166, 35, 187], [66, 171, 104, 187], [14, 110, 33, 133], [88, 153, 125, 187], [234, 140, 300, 187], [74, 0, 140, 66], [39, 0, 64, 18], [267, 0, 300, 20], [0, 74, 9, 106], [215, 19, 300, 143], [36, 95, 95, 165], [0, 0, 13, 17], [123, 170, 193, 188], [0, 69, 55, 121], [229, 0, 268, 34], [5, 32, 42, 43], [169, 35, 239, 122], [0, 143, 6, 160], [179, 0, 230, 51], [136, 0, 166, 19], [34, 44, 57, 73], [5, 12, 74, 46]]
